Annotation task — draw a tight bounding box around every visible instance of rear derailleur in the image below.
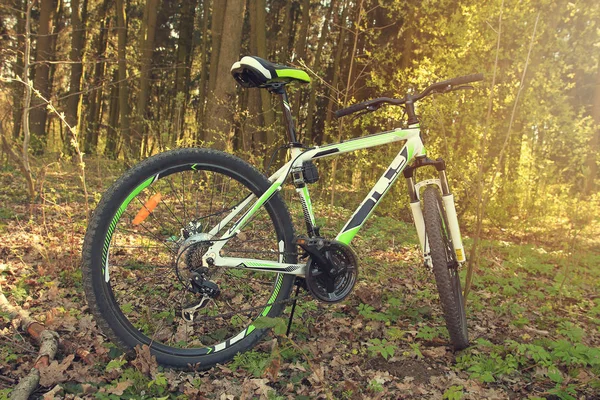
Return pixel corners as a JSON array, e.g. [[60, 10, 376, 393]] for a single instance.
[[181, 269, 221, 322]]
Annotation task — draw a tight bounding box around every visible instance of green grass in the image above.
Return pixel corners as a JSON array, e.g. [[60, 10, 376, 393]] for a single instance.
[[1, 158, 599, 399]]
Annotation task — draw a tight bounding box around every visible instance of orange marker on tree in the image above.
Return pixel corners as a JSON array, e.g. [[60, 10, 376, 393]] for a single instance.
[[132, 193, 162, 225]]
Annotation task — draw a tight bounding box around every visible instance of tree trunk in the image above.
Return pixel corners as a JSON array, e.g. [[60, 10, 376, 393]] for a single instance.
[[291, 0, 310, 125], [324, 0, 349, 138], [133, 0, 159, 157], [248, 0, 275, 150], [207, 1, 226, 93], [29, 0, 55, 153], [11, 0, 26, 140], [329, 0, 363, 208], [173, 0, 197, 144], [278, 1, 293, 61], [584, 61, 600, 196], [115, 0, 131, 158], [305, 0, 336, 144], [248, 0, 264, 148], [48, 0, 64, 143], [105, 69, 120, 159], [196, 0, 210, 142], [204, 0, 245, 149], [255, 0, 275, 147], [65, 0, 87, 153], [84, 0, 110, 154]]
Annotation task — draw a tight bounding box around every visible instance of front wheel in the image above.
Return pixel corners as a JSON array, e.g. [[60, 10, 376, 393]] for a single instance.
[[422, 186, 469, 350], [82, 148, 296, 369]]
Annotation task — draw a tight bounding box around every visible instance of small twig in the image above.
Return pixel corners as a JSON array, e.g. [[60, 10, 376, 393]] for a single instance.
[[3, 75, 90, 219], [0, 293, 59, 400], [9, 370, 39, 400], [0, 375, 17, 385]]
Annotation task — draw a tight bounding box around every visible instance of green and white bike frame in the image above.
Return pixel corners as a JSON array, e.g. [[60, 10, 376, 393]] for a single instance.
[[202, 125, 466, 274]]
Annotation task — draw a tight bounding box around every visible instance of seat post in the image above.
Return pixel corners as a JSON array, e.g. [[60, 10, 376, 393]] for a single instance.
[[269, 84, 301, 146]]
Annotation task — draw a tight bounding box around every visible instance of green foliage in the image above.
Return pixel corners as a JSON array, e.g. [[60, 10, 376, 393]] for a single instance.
[[457, 334, 600, 386], [359, 215, 418, 249], [548, 383, 578, 400], [367, 338, 396, 360], [457, 352, 518, 383], [105, 358, 127, 372], [253, 316, 288, 336], [557, 321, 585, 343], [416, 326, 447, 341], [409, 343, 424, 360], [367, 379, 384, 393], [147, 373, 169, 396], [358, 301, 401, 323], [0, 388, 12, 400], [230, 350, 271, 377], [442, 385, 464, 400]]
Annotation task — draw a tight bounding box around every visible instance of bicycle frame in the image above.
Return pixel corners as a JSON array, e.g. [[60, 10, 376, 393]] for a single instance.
[[202, 126, 465, 275]]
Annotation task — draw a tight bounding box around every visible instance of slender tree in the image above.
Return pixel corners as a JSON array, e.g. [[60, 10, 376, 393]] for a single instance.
[[324, 0, 349, 137], [29, 0, 56, 153], [115, 0, 130, 158], [84, 0, 111, 154], [204, 0, 245, 148], [248, 0, 276, 149], [195, 0, 210, 141], [207, 2, 225, 93], [584, 62, 600, 196], [291, 0, 310, 123], [134, 0, 160, 156], [305, 0, 336, 144], [65, 0, 88, 153], [11, 0, 26, 140], [173, 0, 197, 143], [278, 1, 293, 60], [105, 69, 120, 159]]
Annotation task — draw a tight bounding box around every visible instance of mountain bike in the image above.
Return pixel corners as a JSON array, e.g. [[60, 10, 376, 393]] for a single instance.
[[82, 55, 483, 370]]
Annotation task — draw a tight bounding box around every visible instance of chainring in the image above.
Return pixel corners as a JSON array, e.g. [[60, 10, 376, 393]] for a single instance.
[[305, 240, 358, 303]]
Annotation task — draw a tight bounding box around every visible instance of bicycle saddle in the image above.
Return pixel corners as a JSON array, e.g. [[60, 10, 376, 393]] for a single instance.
[[231, 56, 311, 88]]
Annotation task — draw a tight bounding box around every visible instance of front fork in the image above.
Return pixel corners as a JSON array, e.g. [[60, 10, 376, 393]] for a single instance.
[[405, 157, 466, 266]]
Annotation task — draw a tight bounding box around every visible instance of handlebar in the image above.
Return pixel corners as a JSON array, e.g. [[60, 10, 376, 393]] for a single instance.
[[334, 97, 400, 118], [334, 73, 484, 119]]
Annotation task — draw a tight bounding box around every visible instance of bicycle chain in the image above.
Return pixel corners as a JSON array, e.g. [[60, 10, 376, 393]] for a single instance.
[[188, 290, 311, 324]]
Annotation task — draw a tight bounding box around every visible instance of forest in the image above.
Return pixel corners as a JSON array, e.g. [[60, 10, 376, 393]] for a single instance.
[[0, 0, 599, 398]]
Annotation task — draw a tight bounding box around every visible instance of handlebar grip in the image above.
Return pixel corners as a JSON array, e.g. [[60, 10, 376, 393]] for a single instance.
[[334, 101, 370, 118], [444, 73, 484, 87]]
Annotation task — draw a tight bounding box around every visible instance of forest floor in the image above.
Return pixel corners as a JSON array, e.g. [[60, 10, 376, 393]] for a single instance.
[[0, 158, 599, 400]]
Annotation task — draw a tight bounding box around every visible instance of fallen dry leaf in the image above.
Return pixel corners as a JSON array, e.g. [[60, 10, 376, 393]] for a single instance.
[[42, 384, 63, 399], [131, 344, 158, 376], [39, 354, 74, 387], [107, 380, 133, 395]]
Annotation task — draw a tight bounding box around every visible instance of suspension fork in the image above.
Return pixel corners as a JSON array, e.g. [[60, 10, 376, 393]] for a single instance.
[[404, 157, 466, 263]]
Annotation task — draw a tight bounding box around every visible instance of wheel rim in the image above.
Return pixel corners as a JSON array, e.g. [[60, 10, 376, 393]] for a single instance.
[[100, 163, 288, 354]]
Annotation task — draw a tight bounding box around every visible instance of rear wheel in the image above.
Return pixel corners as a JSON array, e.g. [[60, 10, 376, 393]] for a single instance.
[[82, 148, 296, 369], [422, 186, 469, 350]]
